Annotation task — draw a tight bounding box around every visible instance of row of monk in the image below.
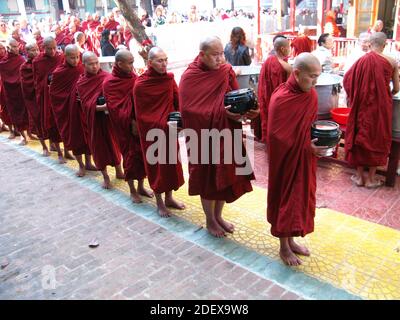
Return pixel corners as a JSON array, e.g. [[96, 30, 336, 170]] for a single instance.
[[0, 32, 395, 267]]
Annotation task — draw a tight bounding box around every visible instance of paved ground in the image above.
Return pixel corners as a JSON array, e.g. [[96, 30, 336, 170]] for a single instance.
[[0, 141, 300, 300]]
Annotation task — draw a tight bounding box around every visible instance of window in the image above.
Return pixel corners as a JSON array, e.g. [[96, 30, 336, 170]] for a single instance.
[[24, 0, 36, 11]]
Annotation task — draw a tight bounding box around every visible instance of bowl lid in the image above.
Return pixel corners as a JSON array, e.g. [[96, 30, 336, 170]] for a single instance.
[[225, 88, 254, 97]]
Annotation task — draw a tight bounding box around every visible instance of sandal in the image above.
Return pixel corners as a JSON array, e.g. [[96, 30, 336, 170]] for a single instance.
[[350, 175, 364, 187], [365, 180, 384, 189]]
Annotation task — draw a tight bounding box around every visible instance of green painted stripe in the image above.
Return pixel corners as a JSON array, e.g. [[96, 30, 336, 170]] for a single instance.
[[0, 136, 362, 300]]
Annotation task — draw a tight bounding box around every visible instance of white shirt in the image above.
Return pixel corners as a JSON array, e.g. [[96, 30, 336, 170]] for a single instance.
[[312, 46, 334, 72]]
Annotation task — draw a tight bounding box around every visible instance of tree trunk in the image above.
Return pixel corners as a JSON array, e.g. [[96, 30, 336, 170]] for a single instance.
[[212, 0, 216, 9], [231, 0, 234, 11], [113, 0, 152, 61]]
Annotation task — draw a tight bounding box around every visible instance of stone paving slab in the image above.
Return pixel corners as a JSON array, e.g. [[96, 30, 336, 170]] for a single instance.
[[0, 141, 300, 300]]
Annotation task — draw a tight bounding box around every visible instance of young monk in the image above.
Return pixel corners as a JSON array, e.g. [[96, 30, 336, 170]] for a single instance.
[[103, 49, 153, 202], [134, 47, 185, 217], [77, 51, 124, 189], [49, 44, 96, 177], [267, 53, 323, 266], [0, 39, 29, 145], [258, 37, 292, 143]]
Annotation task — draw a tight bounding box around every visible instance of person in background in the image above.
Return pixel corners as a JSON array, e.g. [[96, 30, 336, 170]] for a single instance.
[[311, 33, 334, 73], [100, 29, 117, 56], [224, 27, 251, 66]]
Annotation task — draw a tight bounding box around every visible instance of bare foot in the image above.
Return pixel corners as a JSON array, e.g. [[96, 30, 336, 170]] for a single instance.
[[42, 149, 50, 157], [216, 217, 235, 233], [115, 172, 125, 179], [165, 197, 185, 210], [64, 151, 75, 160], [19, 139, 27, 146], [279, 247, 302, 266], [8, 133, 15, 139], [85, 164, 98, 171], [58, 156, 67, 164], [28, 133, 38, 140], [130, 192, 143, 204], [206, 219, 226, 238], [76, 167, 86, 178], [158, 206, 172, 218], [289, 239, 310, 256], [138, 187, 154, 198], [102, 176, 112, 189]]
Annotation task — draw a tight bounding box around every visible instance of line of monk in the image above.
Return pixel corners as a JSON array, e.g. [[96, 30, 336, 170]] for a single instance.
[[1, 32, 398, 267]]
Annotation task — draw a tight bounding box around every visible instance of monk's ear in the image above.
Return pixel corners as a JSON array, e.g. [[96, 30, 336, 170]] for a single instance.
[[199, 50, 205, 58]]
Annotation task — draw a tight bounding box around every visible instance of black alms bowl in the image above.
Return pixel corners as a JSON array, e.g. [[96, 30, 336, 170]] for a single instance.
[[167, 111, 183, 128], [96, 96, 106, 105], [224, 88, 257, 114], [311, 120, 341, 147]]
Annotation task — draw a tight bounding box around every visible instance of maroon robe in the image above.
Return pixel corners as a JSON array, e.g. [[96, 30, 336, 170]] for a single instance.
[[179, 57, 254, 202], [103, 64, 146, 180], [267, 74, 317, 237], [77, 69, 121, 170], [0, 61, 13, 127], [134, 67, 185, 193], [290, 36, 313, 57], [32, 52, 64, 141], [49, 62, 90, 156], [20, 58, 41, 137], [258, 55, 288, 143], [344, 51, 394, 167], [0, 52, 29, 131], [104, 20, 119, 31]]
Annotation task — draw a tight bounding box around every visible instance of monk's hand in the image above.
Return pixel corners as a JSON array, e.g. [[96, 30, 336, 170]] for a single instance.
[[244, 108, 260, 120], [225, 105, 242, 122], [96, 103, 107, 112], [131, 120, 139, 136], [311, 138, 329, 157]]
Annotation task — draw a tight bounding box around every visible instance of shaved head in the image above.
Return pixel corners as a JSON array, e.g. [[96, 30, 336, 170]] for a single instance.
[[25, 42, 39, 59], [43, 36, 56, 48], [82, 51, 99, 75], [8, 38, 18, 47], [199, 36, 222, 52], [294, 52, 320, 71], [7, 38, 19, 55], [82, 51, 97, 64], [148, 46, 165, 61], [148, 46, 168, 74], [370, 31, 387, 49], [65, 44, 79, 56], [115, 49, 134, 74], [115, 49, 133, 62]]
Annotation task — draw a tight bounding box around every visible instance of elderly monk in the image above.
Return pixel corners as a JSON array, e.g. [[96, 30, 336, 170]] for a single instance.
[[103, 49, 153, 202], [77, 52, 124, 189], [0, 41, 12, 134], [290, 26, 313, 57], [50, 44, 96, 177], [33, 36, 69, 163], [20, 42, 50, 154], [343, 32, 370, 74], [179, 36, 257, 237], [134, 47, 185, 217], [267, 53, 322, 266], [0, 39, 29, 145], [344, 32, 400, 188], [258, 37, 292, 143]]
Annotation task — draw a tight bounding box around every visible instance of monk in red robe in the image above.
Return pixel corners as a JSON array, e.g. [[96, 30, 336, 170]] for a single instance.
[[33, 36, 67, 163], [77, 52, 124, 189], [344, 32, 400, 188], [179, 37, 258, 237], [49, 44, 96, 177], [290, 26, 313, 57], [20, 42, 50, 155], [134, 47, 185, 217], [33, 30, 44, 52], [258, 37, 292, 142], [104, 12, 119, 31], [103, 50, 153, 202], [267, 53, 322, 266], [0, 39, 29, 145], [0, 42, 12, 134]]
